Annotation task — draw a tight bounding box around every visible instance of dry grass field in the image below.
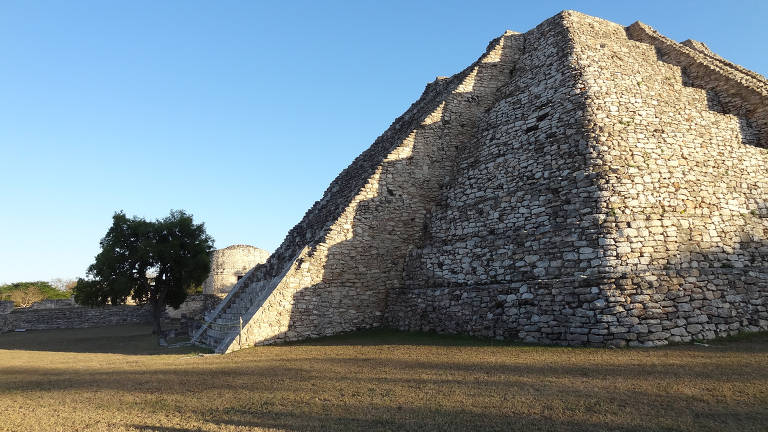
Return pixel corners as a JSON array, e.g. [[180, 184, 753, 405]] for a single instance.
[[0, 325, 766, 432]]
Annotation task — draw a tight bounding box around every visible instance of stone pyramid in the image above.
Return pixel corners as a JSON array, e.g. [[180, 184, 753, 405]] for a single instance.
[[194, 10, 768, 352]]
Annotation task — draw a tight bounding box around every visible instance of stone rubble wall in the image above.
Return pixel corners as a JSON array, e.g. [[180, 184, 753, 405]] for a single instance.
[[0, 301, 15, 314], [386, 269, 767, 345], [0, 295, 218, 335], [680, 40, 718, 58], [26, 298, 76, 309], [241, 69, 473, 287], [684, 41, 768, 87], [218, 31, 524, 351], [202, 62, 476, 345], [388, 11, 768, 347], [0, 304, 151, 333], [165, 294, 221, 320], [202, 245, 270, 297], [390, 12, 605, 344], [580, 14, 768, 345], [201, 10, 767, 351], [627, 22, 768, 94], [399, 12, 598, 289]]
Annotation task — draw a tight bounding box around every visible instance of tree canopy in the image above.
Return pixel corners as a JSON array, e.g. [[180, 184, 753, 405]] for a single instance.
[[74, 210, 214, 334], [0, 281, 71, 307]]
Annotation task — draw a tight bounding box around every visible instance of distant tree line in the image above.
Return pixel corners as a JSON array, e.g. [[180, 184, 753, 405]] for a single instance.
[[0, 280, 76, 307]]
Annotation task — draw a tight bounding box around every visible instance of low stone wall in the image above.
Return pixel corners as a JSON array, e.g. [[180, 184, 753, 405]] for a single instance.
[[165, 294, 221, 320], [26, 298, 76, 309], [0, 304, 151, 332], [0, 301, 14, 314], [387, 268, 768, 347]]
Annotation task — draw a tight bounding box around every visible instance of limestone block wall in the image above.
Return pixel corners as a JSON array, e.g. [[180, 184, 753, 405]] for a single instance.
[[26, 298, 76, 309], [216, 31, 524, 351], [202, 245, 270, 297], [165, 294, 221, 320], [389, 12, 603, 344], [0, 301, 14, 314], [576, 14, 768, 345], [388, 11, 768, 347], [0, 304, 151, 333], [399, 12, 598, 288]]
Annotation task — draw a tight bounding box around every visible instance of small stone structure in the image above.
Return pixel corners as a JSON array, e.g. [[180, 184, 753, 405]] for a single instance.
[[202, 245, 270, 297], [165, 294, 221, 320], [195, 11, 768, 353], [163, 295, 223, 339]]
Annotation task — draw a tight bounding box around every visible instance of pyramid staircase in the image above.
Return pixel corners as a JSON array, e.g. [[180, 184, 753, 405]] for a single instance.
[[192, 250, 303, 352]]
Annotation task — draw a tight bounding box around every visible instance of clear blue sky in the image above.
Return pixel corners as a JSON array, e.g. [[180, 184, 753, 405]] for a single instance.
[[1, 1, 766, 284]]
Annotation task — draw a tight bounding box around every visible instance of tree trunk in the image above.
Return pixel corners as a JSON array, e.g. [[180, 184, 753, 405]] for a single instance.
[[150, 285, 169, 341], [150, 298, 163, 336]]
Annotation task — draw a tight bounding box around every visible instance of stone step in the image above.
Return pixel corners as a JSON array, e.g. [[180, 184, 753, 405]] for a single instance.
[[195, 274, 275, 351]]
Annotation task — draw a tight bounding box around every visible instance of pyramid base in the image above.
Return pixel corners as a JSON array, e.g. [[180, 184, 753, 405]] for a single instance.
[[386, 268, 768, 347]]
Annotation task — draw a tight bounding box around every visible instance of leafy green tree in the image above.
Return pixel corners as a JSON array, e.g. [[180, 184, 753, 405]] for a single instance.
[[74, 210, 214, 335], [0, 281, 72, 305]]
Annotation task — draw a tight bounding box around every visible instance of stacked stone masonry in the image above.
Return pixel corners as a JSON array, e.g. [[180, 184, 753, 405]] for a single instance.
[[0, 304, 151, 333], [165, 294, 222, 320], [0, 301, 14, 314], [202, 245, 270, 297], [194, 11, 767, 352]]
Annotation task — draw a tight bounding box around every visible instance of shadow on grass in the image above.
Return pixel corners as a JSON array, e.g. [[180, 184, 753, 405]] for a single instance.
[[130, 426, 203, 432], [188, 403, 768, 432], [129, 409, 677, 432], [0, 325, 206, 355], [2, 332, 766, 431], [2, 324, 767, 356], [0, 325, 521, 355], [2, 345, 766, 393], [282, 328, 527, 347], [281, 327, 768, 355], [124, 379, 768, 432]]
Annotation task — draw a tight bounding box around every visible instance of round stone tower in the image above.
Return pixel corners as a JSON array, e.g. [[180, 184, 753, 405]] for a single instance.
[[202, 245, 270, 297]]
